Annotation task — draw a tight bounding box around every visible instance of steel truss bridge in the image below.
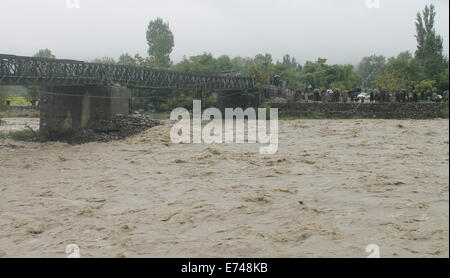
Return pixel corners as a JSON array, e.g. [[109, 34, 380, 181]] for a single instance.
[[0, 54, 256, 91]]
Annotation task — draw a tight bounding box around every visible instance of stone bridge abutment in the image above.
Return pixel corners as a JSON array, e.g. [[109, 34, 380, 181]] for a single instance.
[[40, 85, 129, 133]]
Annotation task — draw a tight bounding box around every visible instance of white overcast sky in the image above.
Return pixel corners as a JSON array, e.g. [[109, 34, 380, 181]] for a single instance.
[[0, 0, 448, 65]]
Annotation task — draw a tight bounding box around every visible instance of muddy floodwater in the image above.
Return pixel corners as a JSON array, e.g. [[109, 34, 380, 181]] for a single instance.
[[0, 119, 448, 258]]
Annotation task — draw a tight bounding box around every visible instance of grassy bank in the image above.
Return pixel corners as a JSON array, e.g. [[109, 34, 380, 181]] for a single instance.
[[0, 128, 79, 143], [0, 109, 40, 118], [0, 129, 42, 142]]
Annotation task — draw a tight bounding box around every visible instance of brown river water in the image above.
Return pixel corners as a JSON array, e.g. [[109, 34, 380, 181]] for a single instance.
[[0, 118, 448, 258]]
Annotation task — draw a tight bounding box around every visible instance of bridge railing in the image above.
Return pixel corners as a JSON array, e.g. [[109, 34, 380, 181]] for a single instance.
[[0, 54, 256, 91]]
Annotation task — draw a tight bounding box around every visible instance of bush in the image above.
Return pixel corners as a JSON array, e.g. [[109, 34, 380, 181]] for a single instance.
[[0, 109, 40, 118], [1, 130, 37, 141], [0, 128, 49, 142]]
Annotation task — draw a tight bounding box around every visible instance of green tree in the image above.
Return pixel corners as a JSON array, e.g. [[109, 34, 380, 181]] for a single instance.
[[132, 54, 153, 67], [146, 18, 174, 69], [437, 67, 449, 91], [357, 55, 386, 88], [274, 54, 303, 90], [216, 55, 233, 73], [415, 4, 442, 60], [330, 64, 362, 90], [230, 56, 254, 76], [91, 57, 116, 64], [298, 58, 361, 91], [415, 79, 436, 94], [300, 60, 322, 89], [118, 53, 137, 66], [396, 51, 414, 61], [33, 48, 55, 59], [415, 4, 448, 87], [248, 53, 275, 86], [375, 52, 421, 91], [175, 53, 220, 74]]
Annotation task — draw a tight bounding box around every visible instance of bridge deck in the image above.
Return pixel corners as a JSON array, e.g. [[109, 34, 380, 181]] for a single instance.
[[0, 54, 256, 91]]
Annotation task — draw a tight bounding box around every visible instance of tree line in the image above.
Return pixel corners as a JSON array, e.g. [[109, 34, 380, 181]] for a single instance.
[[1, 4, 448, 111]]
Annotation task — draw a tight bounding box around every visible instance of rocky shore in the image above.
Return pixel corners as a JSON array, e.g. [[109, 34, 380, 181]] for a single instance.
[[70, 114, 161, 144]]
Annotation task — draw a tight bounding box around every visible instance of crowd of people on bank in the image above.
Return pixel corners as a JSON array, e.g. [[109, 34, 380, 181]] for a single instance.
[[294, 89, 449, 103]]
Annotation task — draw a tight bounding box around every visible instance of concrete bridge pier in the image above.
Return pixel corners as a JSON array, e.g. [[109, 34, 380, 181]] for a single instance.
[[40, 84, 129, 133], [217, 90, 262, 112], [194, 90, 212, 109]]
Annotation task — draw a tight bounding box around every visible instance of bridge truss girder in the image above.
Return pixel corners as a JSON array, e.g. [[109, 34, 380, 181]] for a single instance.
[[0, 54, 256, 92]]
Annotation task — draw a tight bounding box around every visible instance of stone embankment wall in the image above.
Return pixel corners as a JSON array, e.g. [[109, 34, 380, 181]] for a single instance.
[[271, 102, 449, 119]]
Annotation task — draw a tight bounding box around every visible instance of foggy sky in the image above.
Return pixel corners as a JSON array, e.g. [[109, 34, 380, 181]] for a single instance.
[[0, 0, 448, 65]]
